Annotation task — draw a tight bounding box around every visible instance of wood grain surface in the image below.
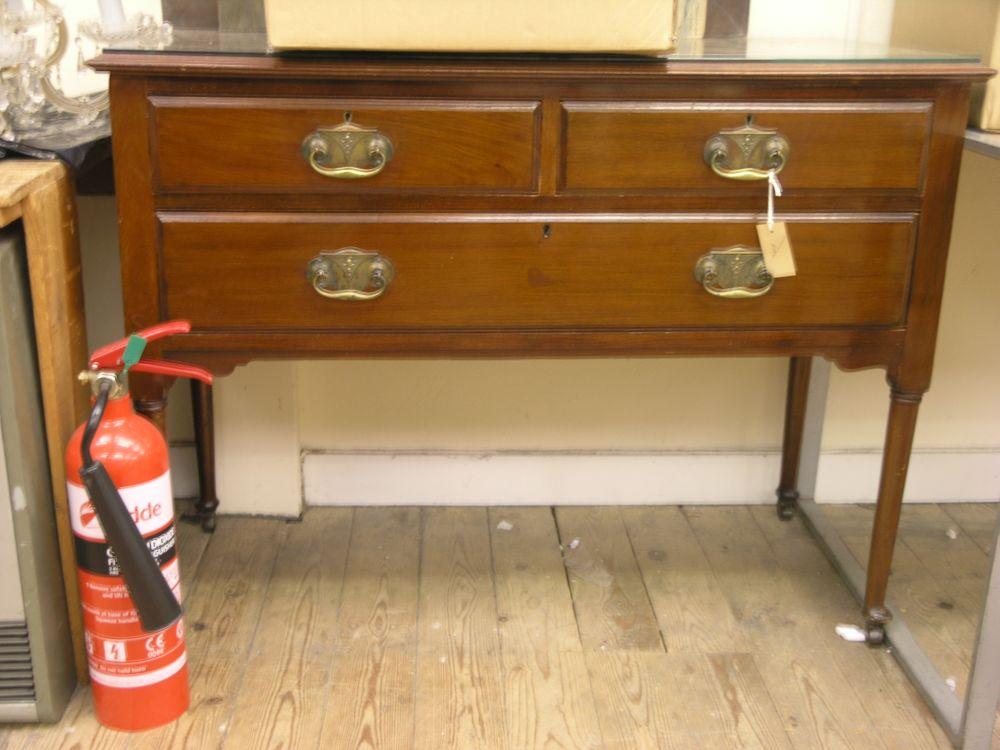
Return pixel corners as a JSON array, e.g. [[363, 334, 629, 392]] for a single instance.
[[160, 216, 916, 331], [222, 510, 352, 750], [2, 504, 987, 749], [414, 508, 507, 749], [562, 102, 931, 192], [152, 97, 539, 194], [488, 507, 602, 749], [317, 507, 421, 750], [10, 162, 91, 682], [554, 507, 663, 653]]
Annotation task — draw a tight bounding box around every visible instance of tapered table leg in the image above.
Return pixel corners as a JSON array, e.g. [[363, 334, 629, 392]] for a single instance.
[[186, 380, 219, 532], [134, 391, 168, 434], [863, 388, 923, 644], [776, 356, 812, 520]]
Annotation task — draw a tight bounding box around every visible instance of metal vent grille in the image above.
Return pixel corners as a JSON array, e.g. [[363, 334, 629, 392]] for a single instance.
[[0, 621, 34, 702]]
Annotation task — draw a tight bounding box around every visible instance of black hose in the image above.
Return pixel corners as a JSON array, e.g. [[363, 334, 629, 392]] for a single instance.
[[81, 378, 112, 467]]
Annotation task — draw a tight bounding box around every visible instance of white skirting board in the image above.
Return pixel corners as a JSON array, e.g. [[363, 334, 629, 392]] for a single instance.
[[302, 449, 1000, 507]]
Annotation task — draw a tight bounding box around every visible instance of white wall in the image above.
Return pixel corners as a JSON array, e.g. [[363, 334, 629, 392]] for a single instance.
[[747, 0, 895, 45]]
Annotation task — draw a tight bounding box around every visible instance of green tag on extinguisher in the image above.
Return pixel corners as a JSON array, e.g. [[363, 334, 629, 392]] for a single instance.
[[120, 334, 147, 375]]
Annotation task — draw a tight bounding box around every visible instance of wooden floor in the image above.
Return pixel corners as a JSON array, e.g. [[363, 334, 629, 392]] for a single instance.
[[1, 502, 996, 749]]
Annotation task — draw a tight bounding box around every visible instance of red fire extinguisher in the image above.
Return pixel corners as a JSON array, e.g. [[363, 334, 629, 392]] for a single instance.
[[65, 320, 212, 732]]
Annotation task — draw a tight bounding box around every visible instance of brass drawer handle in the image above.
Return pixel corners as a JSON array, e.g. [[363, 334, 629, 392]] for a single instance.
[[307, 247, 395, 301], [704, 121, 789, 181], [301, 116, 394, 180], [694, 246, 774, 299]]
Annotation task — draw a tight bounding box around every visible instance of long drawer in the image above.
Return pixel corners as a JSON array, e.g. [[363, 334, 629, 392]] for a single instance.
[[160, 214, 916, 330], [151, 96, 541, 194], [562, 101, 932, 193]]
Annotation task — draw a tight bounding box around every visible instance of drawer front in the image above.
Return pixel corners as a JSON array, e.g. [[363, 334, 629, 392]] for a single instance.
[[562, 102, 931, 192], [161, 215, 915, 330], [151, 97, 540, 193]]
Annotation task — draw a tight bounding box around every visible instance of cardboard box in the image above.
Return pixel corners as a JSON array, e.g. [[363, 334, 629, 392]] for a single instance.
[[891, 0, 1000, 131], [264, 0, 676, 55]]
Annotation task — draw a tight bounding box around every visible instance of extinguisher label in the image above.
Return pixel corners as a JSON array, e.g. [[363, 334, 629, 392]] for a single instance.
[[69, 469, 189, 692], [74, 523, 177, 577], [68, 471, 174, 541], [78, 557, 182, 633], [88, 651, 188, 689], [85, 611, 187, 688]]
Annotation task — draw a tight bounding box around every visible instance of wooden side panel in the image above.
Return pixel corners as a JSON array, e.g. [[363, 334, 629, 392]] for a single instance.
[[20, 169, 90, 683], [563, 101, 931, 192], [160, 215, 916, 330], [152, 97, 541, 193], [111, 77, 161, 335], [892, 83, 973, 392]]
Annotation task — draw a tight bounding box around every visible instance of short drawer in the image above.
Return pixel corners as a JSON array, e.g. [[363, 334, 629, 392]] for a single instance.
[[160, 214, 915, 330], [562, 101, 931, 192], [151, 96, 540, 193]]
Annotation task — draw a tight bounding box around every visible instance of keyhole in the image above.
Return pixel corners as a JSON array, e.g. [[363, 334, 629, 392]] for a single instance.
[[542, 224, 551, 239], [344, 111, 353, 122], [745, 114, 753, 126]]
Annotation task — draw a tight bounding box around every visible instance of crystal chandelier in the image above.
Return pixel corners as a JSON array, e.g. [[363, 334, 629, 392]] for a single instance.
[[0, 0, 171, 150]]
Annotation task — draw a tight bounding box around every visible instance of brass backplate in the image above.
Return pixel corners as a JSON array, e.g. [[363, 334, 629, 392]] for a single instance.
[[703, 121, 790, 179], [307, 247, 395, 301], [693, 245, 774, 298]]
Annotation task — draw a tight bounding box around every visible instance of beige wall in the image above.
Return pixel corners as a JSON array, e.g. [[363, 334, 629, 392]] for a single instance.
[[825, 150, 1000, 450]]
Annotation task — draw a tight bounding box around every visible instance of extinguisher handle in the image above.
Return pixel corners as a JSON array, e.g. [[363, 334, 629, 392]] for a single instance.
[[90, 321, 192, 370], [80, 383, 182, 632], [130, 359, 213, 385], [88, 321, 212, 384]]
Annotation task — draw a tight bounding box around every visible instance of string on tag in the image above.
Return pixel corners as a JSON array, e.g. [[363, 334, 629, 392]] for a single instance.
[[766, 168, 783, 231]]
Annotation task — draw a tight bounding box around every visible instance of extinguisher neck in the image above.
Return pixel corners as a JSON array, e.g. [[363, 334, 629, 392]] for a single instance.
[[101, 393, 135, 419]]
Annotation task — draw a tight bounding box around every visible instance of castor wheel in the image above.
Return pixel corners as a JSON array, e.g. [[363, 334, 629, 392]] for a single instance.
[[775, 490, 798, 521], [865, 623, 886, 646], [181, 508, 217, 533]]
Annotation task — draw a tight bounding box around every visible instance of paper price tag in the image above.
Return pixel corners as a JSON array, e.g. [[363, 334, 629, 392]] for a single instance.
[[756, 221, 796, 278]]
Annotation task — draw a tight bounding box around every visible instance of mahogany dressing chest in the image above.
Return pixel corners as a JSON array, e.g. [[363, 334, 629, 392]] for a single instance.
[[92, 36, 993, 642]]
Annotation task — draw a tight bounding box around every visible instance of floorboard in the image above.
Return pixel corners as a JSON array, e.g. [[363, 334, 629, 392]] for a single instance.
[[4, 501, 994, 750], [943, 503, 998, 556], [748, 507, 951, 749], [488, 507, 603, 749], [554, 507, 663, 653], [413, 507, 508, 750], [132, 518, 288, 750], [317, 507, 422, 750], [222, 509, 353, 750], [823, 505, 980, 695], [622, 506, 748, 655]]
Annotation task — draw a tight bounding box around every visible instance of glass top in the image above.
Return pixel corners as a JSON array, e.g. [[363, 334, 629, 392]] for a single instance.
[[105, 31, 981, 65]]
